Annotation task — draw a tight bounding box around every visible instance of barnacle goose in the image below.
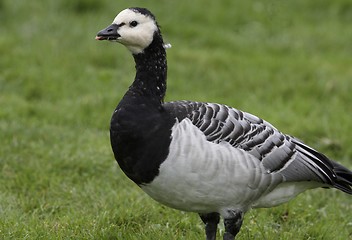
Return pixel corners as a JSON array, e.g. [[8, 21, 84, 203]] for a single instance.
[[96, 7, 352, 240]]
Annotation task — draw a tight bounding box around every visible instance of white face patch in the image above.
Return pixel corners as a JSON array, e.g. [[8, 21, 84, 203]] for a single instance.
[[112, 9, 158, 54]]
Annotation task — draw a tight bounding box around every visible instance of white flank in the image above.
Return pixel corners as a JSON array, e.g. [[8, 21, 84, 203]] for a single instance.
[[141, 119, 286, 217], [252, 181, 323, 208]]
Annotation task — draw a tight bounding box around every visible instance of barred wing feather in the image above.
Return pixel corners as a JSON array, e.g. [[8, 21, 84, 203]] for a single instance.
[[164, 100, 346, 190]]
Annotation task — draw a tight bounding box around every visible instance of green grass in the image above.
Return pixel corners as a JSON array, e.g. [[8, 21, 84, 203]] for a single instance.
[[1, 0, 352, 239]]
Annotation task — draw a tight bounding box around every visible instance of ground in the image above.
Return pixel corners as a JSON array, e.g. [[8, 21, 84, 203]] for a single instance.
[[1, 0, 351, 239]]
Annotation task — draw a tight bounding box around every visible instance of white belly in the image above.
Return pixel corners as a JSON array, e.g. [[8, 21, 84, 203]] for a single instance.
[[141, 119, 283, 216]]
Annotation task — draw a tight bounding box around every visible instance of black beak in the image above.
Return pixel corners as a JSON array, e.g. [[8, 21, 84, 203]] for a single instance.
[[95, 24, 121, 41]]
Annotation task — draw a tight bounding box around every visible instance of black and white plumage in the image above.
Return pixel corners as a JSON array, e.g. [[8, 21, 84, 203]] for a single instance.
[[96, 8, 352, 240]]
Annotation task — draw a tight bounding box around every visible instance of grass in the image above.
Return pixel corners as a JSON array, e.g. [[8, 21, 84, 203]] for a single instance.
[[1, 0, 352, 239]]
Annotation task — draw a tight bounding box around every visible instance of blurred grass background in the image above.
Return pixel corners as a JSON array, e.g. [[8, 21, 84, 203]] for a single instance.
[[0, 0, 351, 239]]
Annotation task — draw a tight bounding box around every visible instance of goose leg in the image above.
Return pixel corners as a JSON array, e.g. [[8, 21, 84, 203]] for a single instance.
[[199, 212, 220, 240], [223, 210, 243, 240]]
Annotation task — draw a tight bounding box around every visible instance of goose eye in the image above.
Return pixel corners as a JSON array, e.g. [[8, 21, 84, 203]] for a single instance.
[[129, 21, 138, 27]]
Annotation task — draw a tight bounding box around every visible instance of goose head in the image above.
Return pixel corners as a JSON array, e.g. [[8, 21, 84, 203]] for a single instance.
[[96, 8, 164, 54]]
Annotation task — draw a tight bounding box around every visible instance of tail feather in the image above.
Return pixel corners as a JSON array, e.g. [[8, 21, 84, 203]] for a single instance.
[[332, 161, 352, 194], [292, 138, 352, 194]]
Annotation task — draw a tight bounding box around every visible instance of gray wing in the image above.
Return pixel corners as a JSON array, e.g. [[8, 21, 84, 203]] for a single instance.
[[163, 100, 338, 185]]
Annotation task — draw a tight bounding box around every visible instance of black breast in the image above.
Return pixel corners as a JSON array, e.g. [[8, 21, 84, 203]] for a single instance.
[[110, 96, 175, 185]]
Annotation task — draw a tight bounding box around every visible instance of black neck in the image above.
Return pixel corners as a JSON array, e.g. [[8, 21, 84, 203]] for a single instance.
[[129, 33, 167, 104]]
